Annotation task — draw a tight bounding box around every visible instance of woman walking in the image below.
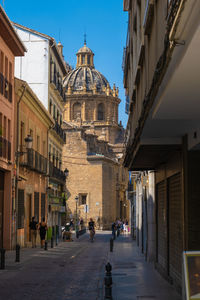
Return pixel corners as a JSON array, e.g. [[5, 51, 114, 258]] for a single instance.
[[88, 218, 95, 242], [38, 217, 48, 248]]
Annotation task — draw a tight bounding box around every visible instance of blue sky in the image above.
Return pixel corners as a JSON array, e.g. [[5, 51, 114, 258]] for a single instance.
[[3, 0, 128, 127]]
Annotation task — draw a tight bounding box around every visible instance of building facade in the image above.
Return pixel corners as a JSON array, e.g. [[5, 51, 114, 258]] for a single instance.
[[123, 0, 200, 292], [14, 78, 54, 247], [14, 24, 68, 237], [63, 43, 128, 229], [0, 6, 25, 249]]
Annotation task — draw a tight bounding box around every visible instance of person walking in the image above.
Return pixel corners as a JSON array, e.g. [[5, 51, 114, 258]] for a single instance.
[[111, 221, 116, 240], [88, 218, 95, 242], [38, 217, 48, 248], [29, 216, 38, 248]]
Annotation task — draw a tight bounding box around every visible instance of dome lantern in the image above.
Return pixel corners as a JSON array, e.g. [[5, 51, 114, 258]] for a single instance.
[[76, 42, 94, 68]]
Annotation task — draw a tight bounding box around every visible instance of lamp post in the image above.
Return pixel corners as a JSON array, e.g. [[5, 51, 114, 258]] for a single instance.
[[75, 195, 79, 238], [15, 134, 33, 249]]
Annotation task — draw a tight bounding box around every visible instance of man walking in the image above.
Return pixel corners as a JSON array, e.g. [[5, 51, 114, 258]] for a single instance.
[[29, 216, 38, 248]]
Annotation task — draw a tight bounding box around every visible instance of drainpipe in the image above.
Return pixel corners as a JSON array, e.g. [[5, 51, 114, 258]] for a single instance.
[[14, 83, 27, 248]]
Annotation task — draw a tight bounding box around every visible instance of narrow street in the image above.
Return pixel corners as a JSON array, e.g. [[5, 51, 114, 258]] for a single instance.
[[0, 232, 181, 300], [0, 232, 110, 300]]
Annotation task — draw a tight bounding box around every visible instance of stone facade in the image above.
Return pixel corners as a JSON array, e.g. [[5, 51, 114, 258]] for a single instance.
[[63, 43, 128, 229]]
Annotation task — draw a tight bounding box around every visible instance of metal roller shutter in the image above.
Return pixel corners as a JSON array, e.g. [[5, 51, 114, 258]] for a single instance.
[[168, 172, 182, 287], [156, 180, 167, 273]]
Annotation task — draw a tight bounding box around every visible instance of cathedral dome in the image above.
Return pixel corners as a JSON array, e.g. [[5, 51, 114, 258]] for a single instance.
[[63, 66, 109, 94], [63, 43, 113, 95]]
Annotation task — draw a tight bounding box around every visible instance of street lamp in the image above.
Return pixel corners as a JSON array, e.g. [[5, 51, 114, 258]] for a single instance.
[[75, 195, 79, 238]]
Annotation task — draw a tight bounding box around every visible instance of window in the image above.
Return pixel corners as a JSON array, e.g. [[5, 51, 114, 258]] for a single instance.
[[20, 121, 24, 149], [87, 55, 90, 65], [53, 104, 56, 119], [43, 141, 46, 156], [0, 113, 2, 135], [0, 51, 4, 73], [5, 56, 8, 79], [80, 194, 87, 205], [3, 116, 6, 138], [9, 62, 12, 82], [49, 100, 52, 115], [73, 102, 81, 120], [8, 119, 10, 141], [82, 55, 85, 64], [97, 103, 105, 120], [36, 135, 40, 152]]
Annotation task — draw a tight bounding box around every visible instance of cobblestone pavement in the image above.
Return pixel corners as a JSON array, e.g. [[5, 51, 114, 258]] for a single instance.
[[0, 231, 110, 300]]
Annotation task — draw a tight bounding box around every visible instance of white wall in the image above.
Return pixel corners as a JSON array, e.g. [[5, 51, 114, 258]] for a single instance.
[[14, 27, 49, 110]]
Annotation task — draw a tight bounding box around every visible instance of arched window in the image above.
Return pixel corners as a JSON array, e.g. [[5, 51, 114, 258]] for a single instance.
[[73, 102, 81, 120], [97, 103, 105, 120]]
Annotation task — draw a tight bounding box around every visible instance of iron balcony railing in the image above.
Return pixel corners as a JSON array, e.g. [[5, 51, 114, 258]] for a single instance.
[[20, 148, 47, 174], [53, 121, 66, 142], [50, 71, 65, 102], [0, 136, 11, 161], [49, 161, 66, 182]]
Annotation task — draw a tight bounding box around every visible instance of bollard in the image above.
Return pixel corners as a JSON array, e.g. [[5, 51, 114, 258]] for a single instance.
[[0, 248, 5, 269], [110, 238, 114, 252], [16, 244, 20, 262], [44, 240, 48, 250], [51, 237, 54, 248], [104, 262, 113, 299]]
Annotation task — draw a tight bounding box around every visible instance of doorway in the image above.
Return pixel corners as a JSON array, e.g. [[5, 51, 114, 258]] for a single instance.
[[0, 170, 4, 248], [25, 194, 32, 244]]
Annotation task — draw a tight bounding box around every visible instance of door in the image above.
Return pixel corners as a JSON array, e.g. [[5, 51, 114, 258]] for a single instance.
[[0, 170, 4, 248], [25, 194, 32, 243]]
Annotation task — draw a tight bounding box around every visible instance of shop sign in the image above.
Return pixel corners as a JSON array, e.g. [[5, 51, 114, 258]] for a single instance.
[[183, 251, 200, 299]]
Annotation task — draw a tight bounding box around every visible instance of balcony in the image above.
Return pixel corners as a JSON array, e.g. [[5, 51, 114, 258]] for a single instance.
[[0, 73, 12, 102], [49, 161, 66, 183], [50, 71, 65, 102], [53, 121, 66, 142], [0, 136, 11, 161], [20, 148, 47, 174]]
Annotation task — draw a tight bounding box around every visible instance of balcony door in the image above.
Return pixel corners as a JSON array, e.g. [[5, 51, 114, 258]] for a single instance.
[[25, 194, 32, 244], [0, 170, 4, 248]]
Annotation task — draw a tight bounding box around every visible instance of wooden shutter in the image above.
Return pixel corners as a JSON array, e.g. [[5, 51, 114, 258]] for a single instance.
[[34, 192, 39, 222], [41, 193, 45, 220], [18, 189, 24, 229]]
